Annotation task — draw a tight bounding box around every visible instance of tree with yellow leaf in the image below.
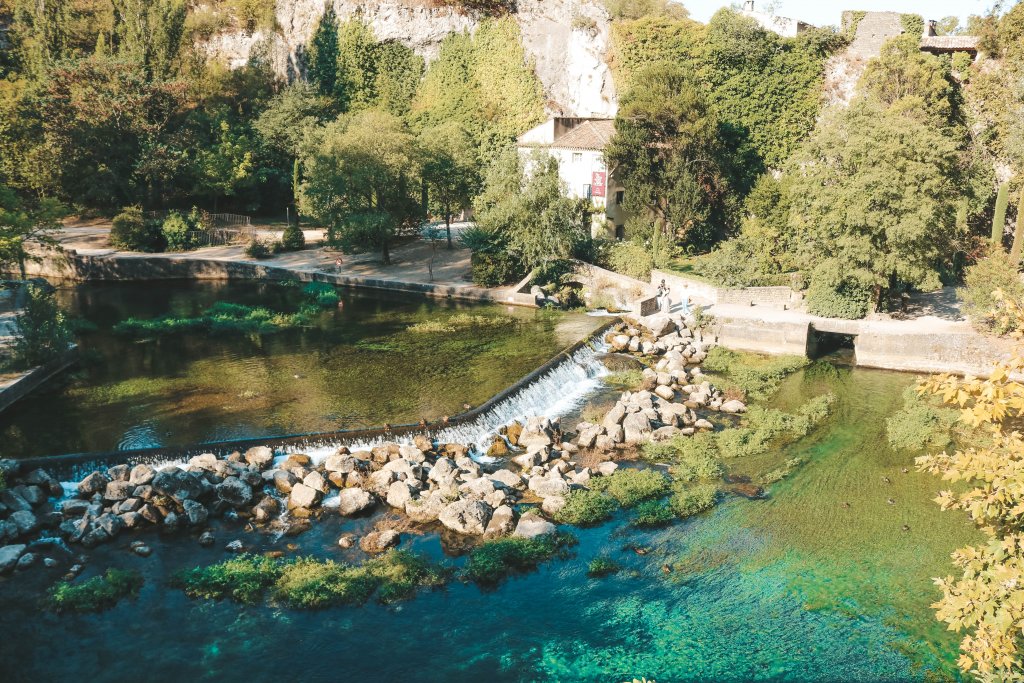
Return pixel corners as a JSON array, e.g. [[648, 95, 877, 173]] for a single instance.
[[918, 295, 1024, 679]]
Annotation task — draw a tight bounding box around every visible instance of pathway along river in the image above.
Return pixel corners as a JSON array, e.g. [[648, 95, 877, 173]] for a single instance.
[[0, 308, 980, 681]]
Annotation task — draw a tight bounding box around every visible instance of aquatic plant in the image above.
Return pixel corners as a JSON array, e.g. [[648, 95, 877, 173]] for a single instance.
[[554, 490, 619, 526], [885, 387, 956, 452], [643, 432, 721, 480], [630, 499, 676, 528], [605, 369, 645, 388], [49, 569, 143, 613], [407, 312, 517, 334], [464, 532, 578, 585], [587, 556, 622, 578], [715, 394, 836, 459], [701, 347, 809, 400], [760, 458, 805, 486], [172, 554, 283, 604], [669, 483, 719, 519], [302, 281, 341, 307], [591, 469, 670, 508]]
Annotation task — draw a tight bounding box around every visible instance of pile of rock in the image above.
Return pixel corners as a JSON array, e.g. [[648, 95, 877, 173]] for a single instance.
[[0, 459, 65, 572], [578, 312, 747, 452]]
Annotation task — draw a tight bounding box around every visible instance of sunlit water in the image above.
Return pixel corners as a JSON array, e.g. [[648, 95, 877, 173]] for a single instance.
[[0, 358, 980, 682], [0, 281, 601, 458]]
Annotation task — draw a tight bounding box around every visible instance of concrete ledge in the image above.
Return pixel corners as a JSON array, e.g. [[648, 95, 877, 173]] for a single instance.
[[0, 346, 77, 415]]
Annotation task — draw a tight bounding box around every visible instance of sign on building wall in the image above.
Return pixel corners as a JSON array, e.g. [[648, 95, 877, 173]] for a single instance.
[[592, 171, 606, 198]]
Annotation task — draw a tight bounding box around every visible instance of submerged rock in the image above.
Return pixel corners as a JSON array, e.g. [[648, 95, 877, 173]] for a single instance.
[[359, 530, 400, 554], [0, 544, 26, 573]]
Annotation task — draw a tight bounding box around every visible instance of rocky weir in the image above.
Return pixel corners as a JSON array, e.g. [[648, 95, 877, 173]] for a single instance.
[[0, 311, 743, 575]]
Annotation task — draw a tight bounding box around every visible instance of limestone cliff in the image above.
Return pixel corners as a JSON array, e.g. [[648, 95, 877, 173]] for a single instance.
[[203, 0, 618, 117]]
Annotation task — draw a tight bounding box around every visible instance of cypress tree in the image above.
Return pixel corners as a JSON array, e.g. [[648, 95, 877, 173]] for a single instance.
[[308, 7, 340, 97], [1011, 185, 1024, 263], [993, 182, 1010, 247]]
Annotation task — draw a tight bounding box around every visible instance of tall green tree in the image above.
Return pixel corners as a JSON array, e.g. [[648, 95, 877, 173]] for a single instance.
[[420, 122, 481, 249], [307, 6, 339, 97], [298, 110, 424, 265], [0, 183, 64, 278], [786, 100, 960, 308], [606, 61, 741, 248]]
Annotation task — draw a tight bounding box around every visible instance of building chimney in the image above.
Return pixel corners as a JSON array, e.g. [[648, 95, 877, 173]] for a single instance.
[[743, 0, 755, 11], [926, 19, 937, 37]]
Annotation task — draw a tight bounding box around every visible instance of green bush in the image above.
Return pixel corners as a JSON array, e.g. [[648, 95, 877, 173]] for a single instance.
[[302, 281, 341, 307], [464, 532, 577, 584], [587, 556, 622, 577], [885, 387, 957, 452], [960, 251, 1024, 334], [161, 212, 197, 252], [590, 469, 669, 508], [281, 222, 306, 251], [11, 285, 74, 368], [630, 499, 676, 528], [603, 240, 655, 281], [805, 259, 875, 320], [114, 301, 315, 337], [110, 206, 163, 252], [643, 433, 723, 482], [49, 569, 144, 612], [554, 490, 619, 526], [669, 483, 719, 519], [470, 251, 522, 287], [172, 554, 283, 604], [245, 239, 273, 259]]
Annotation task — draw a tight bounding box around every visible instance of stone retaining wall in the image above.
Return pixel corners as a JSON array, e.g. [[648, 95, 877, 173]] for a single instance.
[[0, 346, 78, 415], [712, 317, 811, 357], [651, 270, 799, 309]]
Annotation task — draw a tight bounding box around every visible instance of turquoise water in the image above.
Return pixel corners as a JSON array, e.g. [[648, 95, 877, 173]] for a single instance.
[[0, 362, 977, 681]]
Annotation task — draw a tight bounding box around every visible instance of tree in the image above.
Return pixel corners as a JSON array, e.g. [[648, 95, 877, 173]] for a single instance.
[[917, 328, 1024, 679], [0, 183, 63, 278], [420, 123, 481, 249], [786, 100, 960, 309], [860, 34, 957, 128], [606, 61, 740, 248], [11, 284, 73, 368], [476, 153, 588, 273], [298, 110, 423, 265], [307, 7, 339, 97]]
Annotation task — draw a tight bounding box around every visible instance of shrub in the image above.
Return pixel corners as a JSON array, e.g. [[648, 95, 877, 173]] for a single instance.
[[161, 212, 196, 252], [464, 532, 577, 585], [603, 240, 655, 281], [280, 222, 306, 251], [554, 490, 619, 526], [471, 251, 522, 287], [245, 239, 273, 259], [587, 556, 622, 578], [669, 483, 719, 519], [960, 251, 1024, 334], [11, 285, 74, 368], [630, 499, 676, 528], [110, 206, 163, 252], [885, 387, 956, 452], [49, 569, 143, 612], [805, 259, 875, 319], [590, 469, 669, 508]]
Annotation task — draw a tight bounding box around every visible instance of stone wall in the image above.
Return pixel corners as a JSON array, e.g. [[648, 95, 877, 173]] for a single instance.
[[651, 270, 799, 309], [712, 317, 811, 357]]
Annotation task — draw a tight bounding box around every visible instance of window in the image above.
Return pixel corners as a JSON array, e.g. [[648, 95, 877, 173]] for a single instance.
[[615, 190, 625, 205], [572, 152, 583, 164], [583, 184, 592, 199]]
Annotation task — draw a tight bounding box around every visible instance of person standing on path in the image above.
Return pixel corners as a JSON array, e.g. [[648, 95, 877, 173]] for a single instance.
[[657, 279, 670, 313]]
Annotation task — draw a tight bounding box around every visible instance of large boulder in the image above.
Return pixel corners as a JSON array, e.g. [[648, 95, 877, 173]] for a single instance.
[[644, 315, 676, 339], [182, 499, 209, 526], [359, 530, 400, 554], [484, 504, 517, 537], [622, 412, 653, 444], [77, 471, 110, 497], [0, 544, 26, 573], [721, 400, 748, 414], [104, 480, 134, 502], [9, 510, 38, 537], [386, 481, 417, 509], [0, 489, 31, 513], [152, 468, 205, 502], [244, 446, 275, 470], [602, 404, 627, 431], [528, 474, 570, 499], [459, 477, 497, 501], [288, 483, 321, 510], [217, 477, 254, 508], [128, 464, 155, 487], [513, 516, 557, 539], [251, 496, 280, 524], [654, 385, 675, 401], [324, 453, 357, 474], [490, 469, 525, 491], [405, 493, 447, 523], [337, 488, 376, 516], [438, 499, 493, 536]]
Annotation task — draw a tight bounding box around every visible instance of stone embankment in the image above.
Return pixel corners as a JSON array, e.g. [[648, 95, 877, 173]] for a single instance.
[[0, 312, 741, 576]]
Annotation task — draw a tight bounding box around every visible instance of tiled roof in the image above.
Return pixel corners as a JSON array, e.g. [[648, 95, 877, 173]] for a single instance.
[[920, 35, 980, 51], [550, 120, 616, 151]]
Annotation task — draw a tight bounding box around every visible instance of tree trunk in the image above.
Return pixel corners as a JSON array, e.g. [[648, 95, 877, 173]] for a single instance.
[[1011, 185, 1024, 264], [445, 212, 453, 250]]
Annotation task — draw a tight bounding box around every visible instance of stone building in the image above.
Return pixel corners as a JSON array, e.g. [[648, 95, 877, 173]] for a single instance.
[[517, 117, 627, 240], [738, 1, 813, 38]]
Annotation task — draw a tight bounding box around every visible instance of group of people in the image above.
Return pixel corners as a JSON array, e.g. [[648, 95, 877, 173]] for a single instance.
[[656, 279, 690, 315]]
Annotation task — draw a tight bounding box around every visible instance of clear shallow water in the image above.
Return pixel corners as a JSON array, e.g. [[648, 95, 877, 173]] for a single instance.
[[0, 281, 599, 458], [0, 362, 979, 682]]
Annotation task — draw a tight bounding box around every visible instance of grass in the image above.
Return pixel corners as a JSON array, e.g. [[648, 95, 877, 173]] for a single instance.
[[590, 469, 670, 508], [669, 483, 719, 519], [630, 499, 677, 528], [587, 556, 622, 578], [49, 569, 144, 613], [553, 490, 619, 526], [701, 347, 809, 401], [172, 551, 449, 608], [464, 532, 578, 585], [605, 369, 645, 388]]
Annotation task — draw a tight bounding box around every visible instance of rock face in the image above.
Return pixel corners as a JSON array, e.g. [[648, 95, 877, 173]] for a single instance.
[[200, 0, 617, 117]]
